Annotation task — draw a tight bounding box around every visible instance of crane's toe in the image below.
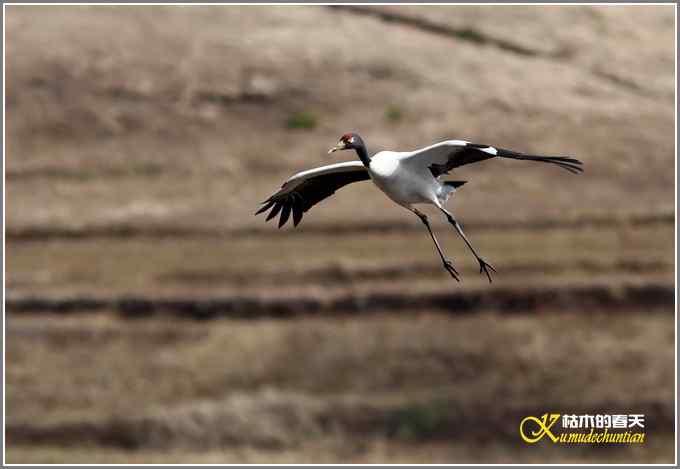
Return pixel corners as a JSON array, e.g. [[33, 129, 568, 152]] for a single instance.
[[443, 259, 460, 282], [478, 258, 496, 283]]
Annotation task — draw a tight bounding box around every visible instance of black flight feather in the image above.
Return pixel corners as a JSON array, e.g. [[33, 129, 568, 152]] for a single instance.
[[255, 200, 275, 215], [278, 203, 292, 228], [429, 143, 583, 177], [258, 168, 370, 228], [266, 201, 283, 221], [291, 194, 304, 227]]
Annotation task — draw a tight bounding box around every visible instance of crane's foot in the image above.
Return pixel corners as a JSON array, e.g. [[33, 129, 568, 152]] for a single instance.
[[443, 259, 461, 282], [478, 258, 496, 283]]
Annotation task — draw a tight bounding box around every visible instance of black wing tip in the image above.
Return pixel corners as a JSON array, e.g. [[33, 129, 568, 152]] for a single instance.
[[553, 157, 584, 174], [255, 196, 278, 215], [278, 204, 291, 228], [553, 163, 584, 175], [255, 203, 272, 216], [265, 201, 283, 221], [257, 195, 305, 228], [499, 150, 584, 174], [550, 156, 584, 168]]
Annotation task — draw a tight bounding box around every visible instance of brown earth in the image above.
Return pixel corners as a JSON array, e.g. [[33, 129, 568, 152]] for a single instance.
[[6, 311, 676, 463], [5, 5, 675, 233], [4, 4, 676, 464]]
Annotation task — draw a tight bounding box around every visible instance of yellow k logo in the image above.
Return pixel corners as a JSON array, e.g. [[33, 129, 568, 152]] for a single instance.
[[520, 413, 560, 443]]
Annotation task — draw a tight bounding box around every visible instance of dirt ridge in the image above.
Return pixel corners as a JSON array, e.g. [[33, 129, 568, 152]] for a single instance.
[[6, 211, 674, 242], [7, 282, 674, 318], [328, 5, 551, 57], [158, 258, 671, 286]]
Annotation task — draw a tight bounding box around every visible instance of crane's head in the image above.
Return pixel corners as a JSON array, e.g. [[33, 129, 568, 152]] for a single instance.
[[328, 132, 363, 154]]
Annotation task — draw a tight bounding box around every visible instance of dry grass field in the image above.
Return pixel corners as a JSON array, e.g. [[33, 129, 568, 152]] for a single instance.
[[4, 4, 676, 464]]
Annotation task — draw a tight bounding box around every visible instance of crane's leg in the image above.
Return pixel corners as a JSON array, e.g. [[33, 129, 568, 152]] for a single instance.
[[439, 207, 496, 283], [412, 208, 460, 281]]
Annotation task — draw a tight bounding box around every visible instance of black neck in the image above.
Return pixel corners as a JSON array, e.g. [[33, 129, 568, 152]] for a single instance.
[[355, 145, 371, 167]]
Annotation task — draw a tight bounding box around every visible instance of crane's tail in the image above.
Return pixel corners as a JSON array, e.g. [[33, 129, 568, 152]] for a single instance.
[[497, 149, 584, 174], [443, 180, 467, 190], [439, 180, 466, 203]]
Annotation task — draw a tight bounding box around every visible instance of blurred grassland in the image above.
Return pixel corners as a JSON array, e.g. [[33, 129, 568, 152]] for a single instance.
[[5, 4, 676, 464]]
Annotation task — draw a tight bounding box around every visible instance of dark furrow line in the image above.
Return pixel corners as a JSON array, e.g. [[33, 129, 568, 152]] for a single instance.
[[327, 5, 546, 57], [592, 70, 644, 93], [156, 259, 672, 287], [5, 211, 674, 242], [328, 6, 663, 98], [6, 283, 674, 318]]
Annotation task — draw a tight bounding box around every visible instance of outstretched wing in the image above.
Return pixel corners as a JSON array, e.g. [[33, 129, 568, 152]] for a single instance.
[[400, 140, 583, 177], [256, 161, 370, 228]]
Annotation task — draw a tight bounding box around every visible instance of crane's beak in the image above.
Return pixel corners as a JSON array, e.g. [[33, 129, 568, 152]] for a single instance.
[[328, 142, 345, 154]]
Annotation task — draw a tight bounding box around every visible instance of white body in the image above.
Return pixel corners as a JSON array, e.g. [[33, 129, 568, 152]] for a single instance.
[[368, 144, 469, 208], [369, 151, 435, 207]]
